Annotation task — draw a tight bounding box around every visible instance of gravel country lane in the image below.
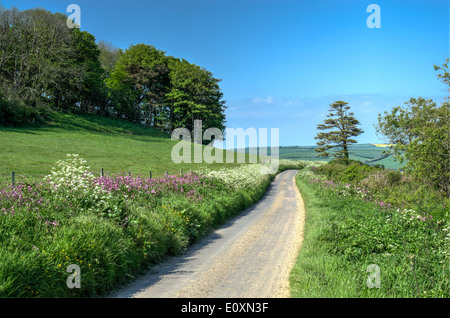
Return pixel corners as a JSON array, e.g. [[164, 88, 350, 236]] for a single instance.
[[110, 169, 305, 298]]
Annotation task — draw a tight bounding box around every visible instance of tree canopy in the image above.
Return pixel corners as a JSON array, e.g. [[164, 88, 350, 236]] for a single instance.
[[376, 59, 450, 197], [0, 6, 227, 137], [314, 101, 364, 163]]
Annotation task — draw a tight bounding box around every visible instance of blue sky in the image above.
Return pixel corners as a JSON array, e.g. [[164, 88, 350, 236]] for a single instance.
[[2, 0, 449, 147]]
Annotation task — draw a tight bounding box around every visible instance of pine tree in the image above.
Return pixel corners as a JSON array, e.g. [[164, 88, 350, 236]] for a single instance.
[[314, 101, 364, 164]]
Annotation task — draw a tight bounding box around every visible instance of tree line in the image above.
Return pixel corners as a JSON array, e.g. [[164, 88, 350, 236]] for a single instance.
[[0, 6, 226, 140]]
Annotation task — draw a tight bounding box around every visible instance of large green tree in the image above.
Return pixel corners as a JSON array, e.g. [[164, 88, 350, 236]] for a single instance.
[[0, 7, 73, 107], [70, 29, 107, 114], [97, 41, 122, 76], [106, 44, 170, 125], [0, 7, 107, 116], [0, 5, 227, 132], [315, 101, 364, 163], [165, 57, 227, 143], [376, 59, 450, 197]]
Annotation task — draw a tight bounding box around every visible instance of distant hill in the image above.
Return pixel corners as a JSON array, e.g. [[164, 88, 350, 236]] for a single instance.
[[237, 144, 404, 170]]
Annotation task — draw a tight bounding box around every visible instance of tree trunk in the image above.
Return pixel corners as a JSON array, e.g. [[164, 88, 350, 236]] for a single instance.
[[343, 142, 349, 164]]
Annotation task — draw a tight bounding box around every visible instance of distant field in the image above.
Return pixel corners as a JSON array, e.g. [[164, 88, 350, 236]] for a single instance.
[[240, 144, 404, 170], [373, 143, 396, 147]]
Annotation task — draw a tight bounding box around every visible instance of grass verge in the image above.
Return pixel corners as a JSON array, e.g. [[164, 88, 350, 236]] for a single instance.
[[290, 170, 450, 298]]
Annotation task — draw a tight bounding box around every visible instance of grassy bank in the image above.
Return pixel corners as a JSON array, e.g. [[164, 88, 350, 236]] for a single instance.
[[0, 112, 257, 179], [290, 163, 450, 298]]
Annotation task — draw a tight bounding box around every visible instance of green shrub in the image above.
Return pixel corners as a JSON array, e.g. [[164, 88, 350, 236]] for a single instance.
[[315, 161, 348, 180], [386, 170, 402, 185], [0, 94, 47, 126], [339, 163, 375, 183], [315, 160, 376, 184]]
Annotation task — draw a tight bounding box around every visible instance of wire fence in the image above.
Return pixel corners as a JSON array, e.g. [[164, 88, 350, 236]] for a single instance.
[[0, 168, 194, 187]]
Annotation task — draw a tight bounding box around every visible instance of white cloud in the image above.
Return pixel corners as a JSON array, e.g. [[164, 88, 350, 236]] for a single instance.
[[252, 96, 275, 104], [250, 96, 305, 108], [224, 94, 437, 145]]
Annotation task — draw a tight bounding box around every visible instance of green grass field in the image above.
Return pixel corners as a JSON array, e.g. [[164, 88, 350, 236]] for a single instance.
[[0, 112, 259, 182]]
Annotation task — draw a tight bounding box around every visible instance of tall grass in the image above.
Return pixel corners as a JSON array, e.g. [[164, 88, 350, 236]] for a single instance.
[[290, 163, 450, 298]]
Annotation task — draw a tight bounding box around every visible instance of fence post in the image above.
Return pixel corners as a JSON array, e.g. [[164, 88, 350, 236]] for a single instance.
[[165, 171, 168, 177], [149, 171, 152, 179], [11, 171, 15, 187], [101, 168, 104, 177]]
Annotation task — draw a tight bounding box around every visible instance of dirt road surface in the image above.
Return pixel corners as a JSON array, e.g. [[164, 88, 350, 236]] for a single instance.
[[110, 169, 305, 298]]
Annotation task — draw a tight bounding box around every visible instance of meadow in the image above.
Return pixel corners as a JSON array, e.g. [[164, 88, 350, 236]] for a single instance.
[[241, 144, 404, 171], [0, 112, 257, 180]]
